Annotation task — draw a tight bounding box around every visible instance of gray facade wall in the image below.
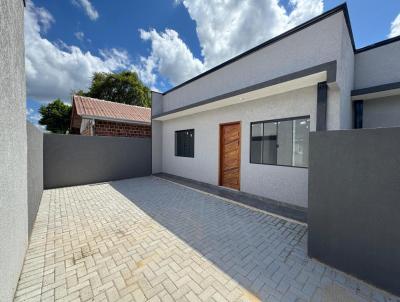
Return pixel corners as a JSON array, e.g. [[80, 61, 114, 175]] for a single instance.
[[160, 86, 315, 208], [152, 121, 163, 174], [27, 123, 43, 237], [151, 92, 163, 117], [337, 19, 354, 129], [0, 1, 27, 301], [44, 134, 151, 189], [354, 40, 400, 89], [308, 127, 400, 296], [156, 11, 354, 132], [363, 95, 400, 129]]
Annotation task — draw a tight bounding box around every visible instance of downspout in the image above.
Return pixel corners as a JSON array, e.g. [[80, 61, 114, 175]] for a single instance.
[[91, 119, 95, 136]]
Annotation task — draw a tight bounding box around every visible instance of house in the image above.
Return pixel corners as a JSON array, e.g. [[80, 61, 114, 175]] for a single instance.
[[151, 3, 400, 211], [70, 95, 151, 138]]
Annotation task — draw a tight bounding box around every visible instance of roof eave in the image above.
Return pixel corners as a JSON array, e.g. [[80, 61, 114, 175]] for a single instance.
[[80, 115, 151, 126], [355, 35, 400, 54], [161, 3, 353, 96]]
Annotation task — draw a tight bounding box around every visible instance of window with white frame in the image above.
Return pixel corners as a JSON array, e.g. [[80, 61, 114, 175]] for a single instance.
[[250, 116, 310, 167]]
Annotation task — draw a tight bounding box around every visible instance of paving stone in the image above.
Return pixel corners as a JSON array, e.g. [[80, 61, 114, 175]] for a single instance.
[[13, 177, 399, 302]]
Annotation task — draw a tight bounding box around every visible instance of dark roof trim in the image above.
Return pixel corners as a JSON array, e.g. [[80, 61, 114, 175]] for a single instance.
[[153, 61, 337, 119], [355, 35, 400, 54], [162, 3, 352, 96], [351, 81, 400, 97]]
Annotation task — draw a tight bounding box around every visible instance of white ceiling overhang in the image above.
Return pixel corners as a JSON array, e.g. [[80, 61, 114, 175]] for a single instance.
[[351, 88, 400, 101], [154, 71, 327, 121]]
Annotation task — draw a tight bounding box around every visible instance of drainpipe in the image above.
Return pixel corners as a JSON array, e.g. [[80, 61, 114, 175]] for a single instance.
[[353, 100, 363, 129], [316, 82, 328, 131], [91, 119, 95, 136]]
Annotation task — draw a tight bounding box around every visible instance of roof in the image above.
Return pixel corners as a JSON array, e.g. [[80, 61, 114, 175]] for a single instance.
[[159, 3, 353, 96], [156, 2, 400, 96], [72, 95, 151, 124]]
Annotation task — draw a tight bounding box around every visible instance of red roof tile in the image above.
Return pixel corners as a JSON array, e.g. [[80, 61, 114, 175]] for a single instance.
[[73, 95, 151, 124]]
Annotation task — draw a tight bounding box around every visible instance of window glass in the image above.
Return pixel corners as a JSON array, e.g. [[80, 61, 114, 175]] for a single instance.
[[293, 119, 310, 167], [250, 123, 263, 164], [175, 129, 194, 157], [262, 122, 277, 165], [277, 120, 293, 166], [250, 117, 310, 167]]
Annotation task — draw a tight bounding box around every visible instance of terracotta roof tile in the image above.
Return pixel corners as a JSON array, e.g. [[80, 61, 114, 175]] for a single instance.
[[73, 95, 151, 124]]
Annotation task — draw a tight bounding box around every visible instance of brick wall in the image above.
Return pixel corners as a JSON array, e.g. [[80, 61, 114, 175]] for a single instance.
[[81, 127, 91, 136], [94, 120, 151, 138]]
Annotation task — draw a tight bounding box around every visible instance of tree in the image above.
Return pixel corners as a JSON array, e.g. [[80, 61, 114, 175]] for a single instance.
[[77, 71, 151, 107], [39, 99, 72, 134]]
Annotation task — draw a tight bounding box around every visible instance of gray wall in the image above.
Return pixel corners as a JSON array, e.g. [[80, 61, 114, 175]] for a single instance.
[[337, 19, 354, 129], [44, 134, 151, 189], [308, 127, 400, 296], [151, 92, 163, 116], [354, 40, 400, 89], [0, 1, 27, 301], [160, 86, 314, 207], [27, 123, 43, 237], [363, 95, 400, 129], [152, 120, 163, 174], [155, 11, 354, 132]]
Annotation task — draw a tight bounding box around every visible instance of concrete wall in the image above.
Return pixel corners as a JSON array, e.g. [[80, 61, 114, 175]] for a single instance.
[[152, 121, 163, 174], [354, 40, 400, 89], [308, 127, 400, 296], [27, 123, 43, 237], [44, 134, 151, 189], [0, 1, 27, 301], [337, 18, 354, 129], [151, 92, 163, 116], [160, 86, 316, 208], [363, 95, 400, 129]]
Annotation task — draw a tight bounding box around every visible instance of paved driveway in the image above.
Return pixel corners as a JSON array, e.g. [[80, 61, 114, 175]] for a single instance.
[[14, 177, 398, 302]]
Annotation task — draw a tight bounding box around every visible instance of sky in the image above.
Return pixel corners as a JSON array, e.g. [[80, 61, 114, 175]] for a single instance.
[[26, 0, 400, 125]]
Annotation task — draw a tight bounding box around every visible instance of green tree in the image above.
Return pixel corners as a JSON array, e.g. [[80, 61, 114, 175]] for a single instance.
[[39, 99, 72, 134], [77, 71, 151, 107]]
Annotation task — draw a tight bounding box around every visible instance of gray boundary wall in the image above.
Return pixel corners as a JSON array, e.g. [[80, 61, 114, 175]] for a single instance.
[[0, 0, 27, 301], [44, 134, 151, 189], [27, 122, 43, 237], [308, 127, 400, 296]]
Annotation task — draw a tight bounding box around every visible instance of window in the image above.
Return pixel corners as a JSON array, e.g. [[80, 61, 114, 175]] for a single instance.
[[250, 117, 310, 167], [175, 129, 194, 157]]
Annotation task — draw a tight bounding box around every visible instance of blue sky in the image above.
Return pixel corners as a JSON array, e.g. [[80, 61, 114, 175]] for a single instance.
[[26, 0, 400, 125]]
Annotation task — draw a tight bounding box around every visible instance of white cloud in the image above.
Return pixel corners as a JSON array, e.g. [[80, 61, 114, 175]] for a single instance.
[[137, 29, 205, 86], [26, 108, 41, 124], [32, 5, 54, 32], [26, 107, 46, 130], [137, 0, 323, 87], [25, 2, 130, 103], [388, 13, 400, 38], [72, 0, 99, 21], [74, 31, 85, 41]]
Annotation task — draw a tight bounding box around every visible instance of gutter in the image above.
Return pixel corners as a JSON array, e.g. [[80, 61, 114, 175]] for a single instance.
[[80, 115, 151, 126]]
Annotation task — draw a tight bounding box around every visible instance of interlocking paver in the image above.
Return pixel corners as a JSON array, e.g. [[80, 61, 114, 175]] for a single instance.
[[14, 176, 400, 302]]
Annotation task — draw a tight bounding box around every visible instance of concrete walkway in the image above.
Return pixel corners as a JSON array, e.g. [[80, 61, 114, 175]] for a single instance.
[[14, 177, 399, 302]]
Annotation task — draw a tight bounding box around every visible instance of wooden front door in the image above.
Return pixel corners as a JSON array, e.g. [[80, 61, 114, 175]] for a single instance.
[[219, 122, 241, 190]]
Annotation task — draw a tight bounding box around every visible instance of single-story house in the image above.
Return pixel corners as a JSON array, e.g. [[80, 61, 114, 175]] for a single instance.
[[70, 95, 151, 138], [151, 3, 400, 210]]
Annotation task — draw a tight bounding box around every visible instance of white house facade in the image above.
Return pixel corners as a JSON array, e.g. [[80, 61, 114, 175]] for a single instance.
[[151, 4, 400, 210]]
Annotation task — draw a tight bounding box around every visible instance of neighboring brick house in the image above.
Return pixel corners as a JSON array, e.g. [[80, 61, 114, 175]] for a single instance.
[[70, 95, 151, 138]]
